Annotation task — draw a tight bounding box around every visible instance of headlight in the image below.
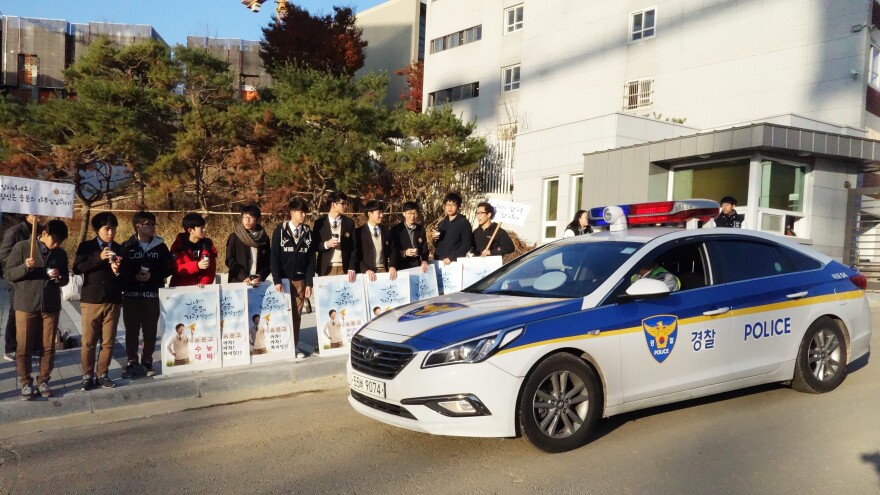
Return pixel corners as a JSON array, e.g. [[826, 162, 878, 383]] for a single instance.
[[422, 327, 523, 368]]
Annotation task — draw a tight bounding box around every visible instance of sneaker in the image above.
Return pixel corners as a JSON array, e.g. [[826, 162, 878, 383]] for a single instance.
[[296, 351, 306, 359], [121, 361, 143, 379], [3, 352, 13, 362], [80, 375, 94, 391], [20, 384, 34, 401], [37, 382, 51, 398], [96, 375, 116, 389], [143, 361, 155, 377]]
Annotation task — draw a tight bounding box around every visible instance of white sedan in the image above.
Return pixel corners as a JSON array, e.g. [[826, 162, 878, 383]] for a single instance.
[[347, 202, 871, 452]]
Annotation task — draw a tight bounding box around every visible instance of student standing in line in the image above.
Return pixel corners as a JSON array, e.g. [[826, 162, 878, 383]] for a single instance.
[[354, 200, 398, 282], [73, 212, 124, 390], [225, 204, 271, 287], [312, 191, 357, 282], [169, 213, 217, 287], [0, 215, 46, 362], [119, 211, 172, 379], [389, 201, 429, 272], [4, 220, 69, 400], [432, 192, 472, 265], [471, 202, 515, 257]]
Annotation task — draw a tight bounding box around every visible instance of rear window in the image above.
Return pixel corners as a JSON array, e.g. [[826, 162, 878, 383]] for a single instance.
[[708, 239, 819, 283]]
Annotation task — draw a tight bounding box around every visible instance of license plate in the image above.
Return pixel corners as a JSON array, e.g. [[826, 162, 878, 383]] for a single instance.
[[350, 372, 386, 399]]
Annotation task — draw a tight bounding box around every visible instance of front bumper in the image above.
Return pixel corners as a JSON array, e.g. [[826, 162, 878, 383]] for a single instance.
[[346, 355, 522, 438]]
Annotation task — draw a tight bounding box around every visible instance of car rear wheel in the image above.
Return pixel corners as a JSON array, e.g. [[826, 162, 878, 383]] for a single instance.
[[518, 353, 602, 453], [791, 317, 847, 393]]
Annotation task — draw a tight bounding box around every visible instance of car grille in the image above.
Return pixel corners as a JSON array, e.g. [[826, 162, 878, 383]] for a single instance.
[[350, 335, 415, 379], [351, 391, 417, 420]]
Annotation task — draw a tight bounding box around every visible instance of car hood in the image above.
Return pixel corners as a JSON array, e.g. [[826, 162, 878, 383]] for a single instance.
[[356, 291, 583, 350]]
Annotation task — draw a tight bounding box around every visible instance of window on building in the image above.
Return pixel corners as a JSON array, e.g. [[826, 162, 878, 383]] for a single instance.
[[542, 178, 559, 239], [630, 8, 656, 41], [623, 78, 653, 110], [571, 174, 584, 218], [502, 65, 521, 92], [672, 159, 750, 208], [430, 25, 482, 54], [505, 5, 524, 33], [757, 159, 806, 236], [427, 82, 480, 107], [18, 54, 39, 87], [871, 45, 880, 89]]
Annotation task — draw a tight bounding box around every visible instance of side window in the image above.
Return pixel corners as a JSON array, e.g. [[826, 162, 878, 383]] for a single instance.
[[605, 241, 708, 302], [782, 246, 823, 271], [708, 240, 796, 283]]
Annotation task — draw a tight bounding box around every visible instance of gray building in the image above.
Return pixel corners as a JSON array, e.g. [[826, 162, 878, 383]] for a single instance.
[[186, 36, 273, 101]]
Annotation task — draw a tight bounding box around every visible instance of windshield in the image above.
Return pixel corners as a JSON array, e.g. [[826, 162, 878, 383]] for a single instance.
[[465, 241, 642, 298]]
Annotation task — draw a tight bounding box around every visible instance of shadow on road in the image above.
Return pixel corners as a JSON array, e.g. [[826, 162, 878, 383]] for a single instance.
[[862, 451, 880, 488]]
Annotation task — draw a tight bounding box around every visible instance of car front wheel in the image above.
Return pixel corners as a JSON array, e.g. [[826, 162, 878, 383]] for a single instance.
[[518, 353, 602, 453], [791, 316, 847, 394]]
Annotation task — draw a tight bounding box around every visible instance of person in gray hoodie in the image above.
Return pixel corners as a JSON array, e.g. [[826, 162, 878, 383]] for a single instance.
[[119, 211, 173, 379], [4, 220, 69, 400]]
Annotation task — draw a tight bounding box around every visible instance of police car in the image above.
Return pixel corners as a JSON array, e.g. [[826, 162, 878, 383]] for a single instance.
[[347, 199, 872, 453]]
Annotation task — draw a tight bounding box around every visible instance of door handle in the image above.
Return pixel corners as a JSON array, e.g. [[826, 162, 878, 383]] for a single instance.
[[702, 307, 730, 316], [786, 291, 808, 299], [586, 329, 600, 336]]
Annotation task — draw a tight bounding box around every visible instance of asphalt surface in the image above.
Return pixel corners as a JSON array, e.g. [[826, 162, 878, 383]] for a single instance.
[[0, 306, 877, 494]]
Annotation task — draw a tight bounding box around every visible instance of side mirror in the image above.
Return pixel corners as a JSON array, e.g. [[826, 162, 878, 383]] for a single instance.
[[617, 277, 670, 303]]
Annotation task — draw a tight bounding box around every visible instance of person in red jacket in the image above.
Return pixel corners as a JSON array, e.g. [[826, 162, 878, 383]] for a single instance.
[[169, 213, 217, 287]]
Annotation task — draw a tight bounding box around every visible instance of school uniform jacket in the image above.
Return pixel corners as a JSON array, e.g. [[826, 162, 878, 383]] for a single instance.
[[389, 222, 429, 270], [354, 224, 395, 273], [270, 222, 317, 287], [73, 237, 125, 304], [313, 215, 357, 275]]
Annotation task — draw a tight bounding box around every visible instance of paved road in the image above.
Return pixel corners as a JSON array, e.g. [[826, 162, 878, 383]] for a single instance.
[[1, 328, 878, 494]]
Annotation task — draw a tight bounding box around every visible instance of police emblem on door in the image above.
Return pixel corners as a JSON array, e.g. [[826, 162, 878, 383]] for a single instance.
[[642, 315, 678, 363]]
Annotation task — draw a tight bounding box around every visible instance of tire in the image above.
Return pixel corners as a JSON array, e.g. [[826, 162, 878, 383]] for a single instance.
[[518, 353, 602, 453], [791, 317, 847, 394]]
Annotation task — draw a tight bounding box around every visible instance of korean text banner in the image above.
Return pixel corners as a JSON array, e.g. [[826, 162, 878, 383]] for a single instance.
[[219, 284, 250, 368], [314, 274, 369, 357], [365, 272, 411, 320], [487, 199, 531, 226], [432, 260, 463, 295], [460, 256, 503, 288], [159, 285, 222, 376], [0, 176, 75, 218], [401, 264, 439, 302], [247, 280, 295, 364]]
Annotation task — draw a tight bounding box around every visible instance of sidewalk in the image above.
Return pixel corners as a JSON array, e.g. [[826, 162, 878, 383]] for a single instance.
[[0, 280, 346, 425]]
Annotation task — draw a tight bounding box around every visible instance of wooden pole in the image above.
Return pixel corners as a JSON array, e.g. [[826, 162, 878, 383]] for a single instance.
[[485, 222, 502, 254], [28, 218, 37, 261]]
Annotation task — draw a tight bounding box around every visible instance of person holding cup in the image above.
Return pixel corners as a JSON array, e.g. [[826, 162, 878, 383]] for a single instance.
[[390, 201, 429, 272], [4, 220, 69, 400], [313, 191, 357, 283], [433, 192, 472, 265], [225, 204, 271, 288], [169, 213, 217, 287], [119, 211, 172, 379]]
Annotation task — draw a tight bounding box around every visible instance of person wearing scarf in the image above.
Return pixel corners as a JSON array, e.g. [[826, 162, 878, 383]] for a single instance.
[[225, 204, 271, 286]]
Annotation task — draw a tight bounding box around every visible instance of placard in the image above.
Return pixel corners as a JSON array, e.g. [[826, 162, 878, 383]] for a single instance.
[[365, 272, 411, 319], [0, 175, 76, 217], [432, 260, 463, 295], [460, 255, 504, 288], [246, 280, 296, 364], [313, 274, 369, 357], [487, 199, 530, 226], [402, 264, 439, 302], [159, 285, 221, 375], [219, 284, 250, 367]]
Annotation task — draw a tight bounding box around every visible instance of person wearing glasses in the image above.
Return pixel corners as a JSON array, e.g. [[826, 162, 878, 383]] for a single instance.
[[119, 211, 172, 379], [472, 202, 515, 258], [313, 191, 357, 283], [354, 200, 397, 282]]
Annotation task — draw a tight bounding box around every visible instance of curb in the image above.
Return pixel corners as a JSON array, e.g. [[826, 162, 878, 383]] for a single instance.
[[1, 354, 347, 424]]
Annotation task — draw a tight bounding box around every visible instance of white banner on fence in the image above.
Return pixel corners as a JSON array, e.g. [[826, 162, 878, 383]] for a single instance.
[[313, 274, 369, 357], [487, 199, 530, 226], [365, 272, 411, 320], [0, 176, 76, 218], [432, 260, 463, 295], [401, 264, 439, 302], [460, 255, 503, 288], [246, 280, 296, 364], [219, 284, 250, 368], [159, 285, 222, 376]]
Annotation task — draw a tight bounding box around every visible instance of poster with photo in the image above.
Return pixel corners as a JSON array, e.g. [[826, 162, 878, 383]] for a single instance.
[[313, 274, 369, 357], [364, 272, 411, 320], [460, 256, 503, 288], [401, 264, 439, 302], [159, 285, 221, 376], [219, 284, 250, 368], [246, 280, 296, 364], [432, 260, 463, 295]]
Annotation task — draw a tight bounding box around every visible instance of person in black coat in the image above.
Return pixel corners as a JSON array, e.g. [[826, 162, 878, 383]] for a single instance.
[[119, 211, 173, 378], [312, 191, 357, 282], [225, 204, 271, 286], [354, 200, 398, 281], [433, 192, 472, 264], [0, 215, 45, 360], [472, 202, 515, 257], [270, 197, 317, 357], [72, 212, 123, 390], [389, 201, 429, 272], [715, 195, 744, 228]]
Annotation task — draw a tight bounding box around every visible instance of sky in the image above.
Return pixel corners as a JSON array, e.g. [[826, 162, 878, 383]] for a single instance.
[[2, 0, 386, 46]]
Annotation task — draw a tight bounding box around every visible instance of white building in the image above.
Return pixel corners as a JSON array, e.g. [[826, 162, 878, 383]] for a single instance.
[[423, 0, 880, 263]]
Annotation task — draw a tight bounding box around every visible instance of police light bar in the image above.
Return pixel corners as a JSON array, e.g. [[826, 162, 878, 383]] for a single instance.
[[588, 199, 720, 227]]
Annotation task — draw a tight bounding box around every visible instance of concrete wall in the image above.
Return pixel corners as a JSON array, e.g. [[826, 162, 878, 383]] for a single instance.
[[810, 157, 859, 259], [186, 37, 274, 91], [1, 17, 69, 88], [357, 0, 424, 107]]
